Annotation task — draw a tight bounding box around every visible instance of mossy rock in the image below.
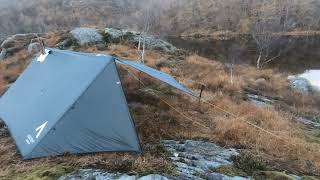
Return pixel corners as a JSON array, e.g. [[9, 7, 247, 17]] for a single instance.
[[253, 171, 295, 180], [231, 153, 267, 175], [302, 176, 320, 180], [14, 165, 73, 180], [212, 165, 247, 177]]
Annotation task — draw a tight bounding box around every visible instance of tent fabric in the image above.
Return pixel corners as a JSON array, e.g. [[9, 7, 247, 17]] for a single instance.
[[0, 49, 141, 159], [116, 59, 195, 97]]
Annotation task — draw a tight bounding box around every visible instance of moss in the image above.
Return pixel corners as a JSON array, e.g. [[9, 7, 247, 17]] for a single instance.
[[193, 171, 207, 179], [136, 163, 176, 177], [252, 171, 295, 180], [231, 153, 267, 175], [212, 165, 247, 177], [301, 176, 320, 180], [14, 165, 73, 180], [305, 129, 320, 144]]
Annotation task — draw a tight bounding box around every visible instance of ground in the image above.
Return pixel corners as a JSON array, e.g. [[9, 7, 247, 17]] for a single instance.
[[0, 31, 320, 179]]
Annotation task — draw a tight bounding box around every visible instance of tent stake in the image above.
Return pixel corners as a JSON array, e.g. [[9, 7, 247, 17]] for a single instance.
[[199, 83, 206, 103]]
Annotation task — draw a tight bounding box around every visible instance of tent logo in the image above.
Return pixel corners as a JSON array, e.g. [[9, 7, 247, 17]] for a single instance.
[[25, 121, 48, 145], [26, 135, 35, 145], [35, 121, 48, 139]]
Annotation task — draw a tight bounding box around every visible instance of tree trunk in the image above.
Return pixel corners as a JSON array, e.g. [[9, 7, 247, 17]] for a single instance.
[[141, 36, 146, 64], [256, 52, 262, 69], [230, 64, 234, 84]]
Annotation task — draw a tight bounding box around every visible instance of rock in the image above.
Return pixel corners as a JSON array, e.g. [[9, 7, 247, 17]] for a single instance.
[[104, 28, 178, 53], [288, 76, 313, 94], [28, 42, 41, 54], [1, 39, 16, 49], [70, 28, 103, 45], [138, 174, 169, 180], [132, 35, 177, 53], [56, 37, 74, 50], [1, 33, 38, 49], [58, 169, 170, 180], [246, 94, 273, 108], [0, 33, 39, 59], [58, 169, 136, 180], [105, 28, 137, 40], [207, 173, 249, 180], [297, 117, 320, 129], [253, 171, 296, 180], [0, 48, 7, 60], [162, 140, 242, 180]]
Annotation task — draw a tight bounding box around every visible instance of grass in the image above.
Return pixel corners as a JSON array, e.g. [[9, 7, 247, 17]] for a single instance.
[[13, 165, 72, 180], [0, 34, 320, 178], [252, 171, 295, 180], [212, 165, 247, 177]]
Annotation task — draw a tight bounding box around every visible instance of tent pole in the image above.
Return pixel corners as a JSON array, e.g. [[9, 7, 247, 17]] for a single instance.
[[38, 37, 46, 55]]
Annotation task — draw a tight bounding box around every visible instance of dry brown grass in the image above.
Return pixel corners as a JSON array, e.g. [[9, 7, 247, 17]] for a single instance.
[[173, 55, 320, 175], [43, 31, 69, 47], [0, 50, 31, 94], [178, 55, 244, 97], [0, 45, 320, 178]]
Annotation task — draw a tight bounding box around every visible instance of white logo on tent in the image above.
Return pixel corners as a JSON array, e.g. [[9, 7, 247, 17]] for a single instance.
[[25, 121, 48, 145], [26, 134, 35, 145], [35, 121, 48, 139]]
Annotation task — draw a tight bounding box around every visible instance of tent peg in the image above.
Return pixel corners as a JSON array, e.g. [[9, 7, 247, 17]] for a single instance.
[[198, 83, 206, 102]]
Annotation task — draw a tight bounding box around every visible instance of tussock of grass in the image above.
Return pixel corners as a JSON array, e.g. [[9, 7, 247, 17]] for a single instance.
[[212, 165, 247, 177], [253, 171, 295, 180]]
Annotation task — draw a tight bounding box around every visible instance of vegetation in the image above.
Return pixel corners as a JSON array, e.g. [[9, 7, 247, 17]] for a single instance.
[[0, 31, 320, 179], [0, 0, 320, 41], [0, 0, 320, 176]]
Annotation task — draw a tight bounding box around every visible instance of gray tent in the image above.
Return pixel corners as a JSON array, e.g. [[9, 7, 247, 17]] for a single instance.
[[0, 48, 192, 159]]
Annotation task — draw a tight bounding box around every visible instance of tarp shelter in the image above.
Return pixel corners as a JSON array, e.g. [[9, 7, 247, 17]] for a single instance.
[[0, 48, 192, 159]]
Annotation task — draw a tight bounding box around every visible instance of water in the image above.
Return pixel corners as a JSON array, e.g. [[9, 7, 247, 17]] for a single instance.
[[166, 36, 320, 73], [299, 70, 320, 90]]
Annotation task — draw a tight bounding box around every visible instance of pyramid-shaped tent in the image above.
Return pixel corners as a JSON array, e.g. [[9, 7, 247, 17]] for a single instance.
[[0, 49, 142, 159], [0, 48, 194, 159]]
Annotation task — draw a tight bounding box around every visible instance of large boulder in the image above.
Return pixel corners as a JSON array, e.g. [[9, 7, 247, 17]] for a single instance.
[[70, 28, 103, 45], [104, 28, 178, 53], [0, 33, 39, 59], [0, 48, 7, 60], [27, 42, 41, 54], [288, 76, 313, 94]]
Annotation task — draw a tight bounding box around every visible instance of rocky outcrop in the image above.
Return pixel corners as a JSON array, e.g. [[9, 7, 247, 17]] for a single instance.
[[70, 28, 103, 45], [288, 76, 314, 94], [297, 117, 320, 129], [162, 140, 249, 180], [27, 42, 41, 54], [104, 28, 178, 53], [0, 33, 39, 60], [58, 169, 168, 180]]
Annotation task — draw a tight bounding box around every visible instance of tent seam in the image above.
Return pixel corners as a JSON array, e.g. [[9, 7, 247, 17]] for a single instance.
[[113, 58, 143, 153]]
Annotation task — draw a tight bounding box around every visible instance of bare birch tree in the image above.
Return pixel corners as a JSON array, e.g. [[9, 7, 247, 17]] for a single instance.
[[251, 0, 292, 68]]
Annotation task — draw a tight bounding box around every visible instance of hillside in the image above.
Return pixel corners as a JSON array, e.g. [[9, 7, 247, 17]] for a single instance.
[[0, 28, 319, 179], [0, 0, 320, 41]]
